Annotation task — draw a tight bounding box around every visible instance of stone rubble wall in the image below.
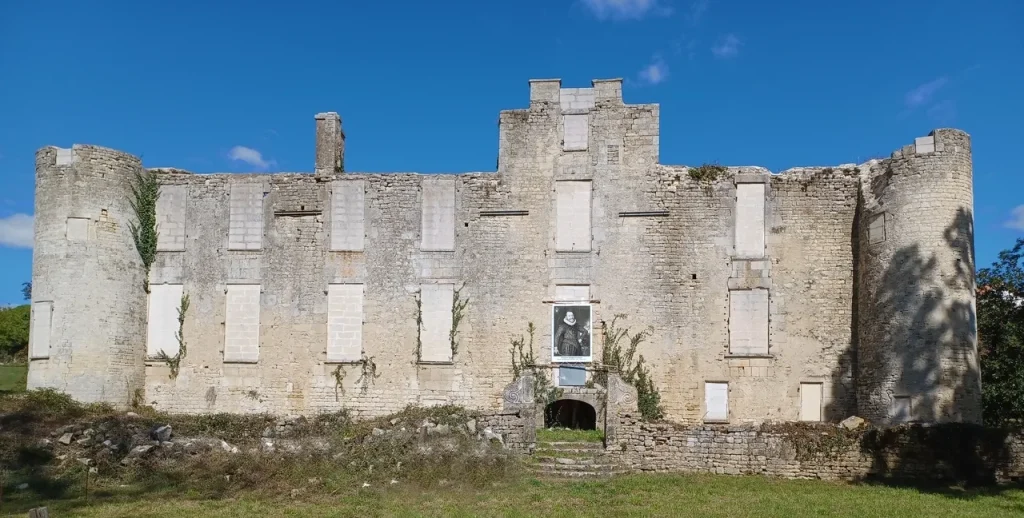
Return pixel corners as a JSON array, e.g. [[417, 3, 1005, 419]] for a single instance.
[[605, 413, 1024, 482]]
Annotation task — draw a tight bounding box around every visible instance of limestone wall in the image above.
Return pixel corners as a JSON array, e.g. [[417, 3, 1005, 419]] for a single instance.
[[607, 413, 1024, 483], [27, 145, 148, 404], [27, 78, 978, 425]]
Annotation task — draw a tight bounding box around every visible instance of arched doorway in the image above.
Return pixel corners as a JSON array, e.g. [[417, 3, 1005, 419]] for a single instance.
[[544, 399, 597, 430]]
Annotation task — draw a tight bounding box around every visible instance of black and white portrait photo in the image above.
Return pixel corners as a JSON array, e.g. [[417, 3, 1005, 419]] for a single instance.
[[552, 304, 592, 362]]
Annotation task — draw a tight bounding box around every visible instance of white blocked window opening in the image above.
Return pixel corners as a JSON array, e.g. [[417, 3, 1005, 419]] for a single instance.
[[330, 180, 365, 251], [29, 301, 53, 359], [799, 382, 823, 422], [421, 178, 456, 251], [735, 183, 766, 258], [419, 284, 454, 363], [146, 284, 184, 358], [891, 395, 912, 423], [705, 382, 729, 422], [224, 284, 261, 363], [156, 185, 188, 251], [868, 212, 886, 245], [327, 284, 364, 362], [66, 217, 89, 242], [558, 365, 587, 387], [563, 114, 589, 151], [555, 285, 590, 302], [555, 181, 592, 252], [228, 183, 264, 250], [729, 289, 769, 356]]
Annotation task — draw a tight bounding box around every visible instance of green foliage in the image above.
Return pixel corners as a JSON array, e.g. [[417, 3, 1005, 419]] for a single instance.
[[977, 238, 1024, 425], [155, 293, 189, 379], [413, 291, 423, 361], [0, 364, 27, 392], [688, 163, 727, 194], [509, 322, 562, 407], [0, 304, 29, 361], [20, 282, 31, 301], [760, 422, 859, 462], [536, 427, 604, 443], [356, 354, 380, 394], [331, 364, 346, 400], [450, 286, 469, 358], [128, 168, 160, 291], [596, 314, 664, 421]]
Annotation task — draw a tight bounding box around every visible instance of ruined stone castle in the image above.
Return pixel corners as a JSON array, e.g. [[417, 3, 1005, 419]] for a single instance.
[[26, 78, 981, 426]]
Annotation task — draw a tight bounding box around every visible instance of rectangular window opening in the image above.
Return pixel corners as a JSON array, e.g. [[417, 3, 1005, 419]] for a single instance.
[[224, 284, 261, 363], [327, 284, 364, 362], [147, 284, 184, 359], [555, 181, 592, 252], [30, 301, 54, 359], [729, 289, 769, 356], [735, 183, 766, 258], [799, 382, 823, 422], [419, 284, 454, 363], [705, 382, 729, 422]]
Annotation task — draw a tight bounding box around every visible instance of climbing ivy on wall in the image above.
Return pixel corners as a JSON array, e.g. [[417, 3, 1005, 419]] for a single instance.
[[594, 314, 664, 421], [128, 168, 160, 291], [450, 285, 469, 358], [413, 291, 423, 361], [156, 292, 190, 379], [509, 322, 563, 407]]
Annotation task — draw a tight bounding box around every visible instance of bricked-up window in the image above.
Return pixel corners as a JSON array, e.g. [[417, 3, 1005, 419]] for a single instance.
[[228, 183, 264, 251], [330, 180, 365, 251], [558, 365, 587, 386], [419, 284, 454, 363], [735, 183, 765, 258], [156, 185, 187, 251], [29, 301, 53, 359], [891, 396, 912, 423], [705, 382, 729, 421], [224, 284, 261, 363], [555, 285, 590, 302], [421, 177, 456, 251], [799, 382, 823, 421], [555, 181, 592, 252], [146, 283, 183, 358], [729, 289, 769, 355], [563, 114, 589, 151], [868, 212, 886, 245], [327, 284, 363, 362], [66, 217, 89, 242]]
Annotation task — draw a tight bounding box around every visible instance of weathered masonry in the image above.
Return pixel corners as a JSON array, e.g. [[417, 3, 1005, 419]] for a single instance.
[[28, 78, 980, 426]]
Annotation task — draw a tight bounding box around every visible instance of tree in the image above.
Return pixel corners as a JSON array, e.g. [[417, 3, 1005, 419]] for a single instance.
[[0, 304, 30, 361], [21, 282, 31, 301], [977, 238, 1024, 425]]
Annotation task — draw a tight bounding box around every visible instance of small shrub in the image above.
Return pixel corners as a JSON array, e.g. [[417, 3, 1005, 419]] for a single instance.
[[510, 323, 563, 411], [594, 315, 664, 421], [688, 163, 727, 195]]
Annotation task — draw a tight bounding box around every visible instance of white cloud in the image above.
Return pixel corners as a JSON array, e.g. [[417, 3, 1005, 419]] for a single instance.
[[905, 77, 948, 108], [228, 146, 274, 170], [711, 34, 741, 59], [581, 0, 671, 20], [0, 213, 34, 248], [638, 58, 669, 85], [1006, 205, 1024, 231]]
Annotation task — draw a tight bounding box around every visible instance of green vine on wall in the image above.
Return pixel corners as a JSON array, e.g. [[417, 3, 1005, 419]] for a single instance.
[[688, 163, 727, 196], [332, 364, 346, 401], [509, 322, 563, 407], [450, 285, 469, 358], [593, 314, 664, 421], [413, 291, 423, 361], [356, 354, 380, 394], [156, 292, 190, 379], [128, 168, 160, 292]]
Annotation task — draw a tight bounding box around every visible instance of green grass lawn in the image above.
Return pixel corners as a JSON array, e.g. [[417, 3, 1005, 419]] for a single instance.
[[536, 427, 604, 443], [0, 364, 27, 392], [4, 473, 1022, 517]]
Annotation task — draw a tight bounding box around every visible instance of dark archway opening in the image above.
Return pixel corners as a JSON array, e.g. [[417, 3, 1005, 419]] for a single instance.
[[544, 399, 597, 430]]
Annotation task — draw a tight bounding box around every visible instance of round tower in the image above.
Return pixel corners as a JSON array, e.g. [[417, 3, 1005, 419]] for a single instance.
[[856, 129, 980, 424], [27, 145, 149, 405]]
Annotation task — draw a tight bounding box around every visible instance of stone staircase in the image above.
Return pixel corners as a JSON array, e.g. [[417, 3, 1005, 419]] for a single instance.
[[530, 440, 629, 478]]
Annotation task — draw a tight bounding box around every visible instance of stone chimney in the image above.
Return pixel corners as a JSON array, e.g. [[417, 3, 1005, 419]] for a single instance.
[[315, 112, 345, 176]]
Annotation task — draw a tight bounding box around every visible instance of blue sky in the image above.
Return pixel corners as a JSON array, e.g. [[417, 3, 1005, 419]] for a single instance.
[[0, 0, 1021, 305]]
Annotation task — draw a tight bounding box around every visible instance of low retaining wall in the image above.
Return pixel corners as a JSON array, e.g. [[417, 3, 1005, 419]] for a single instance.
[[606, 413, 1024, 483], [478, 410, 536, 453]]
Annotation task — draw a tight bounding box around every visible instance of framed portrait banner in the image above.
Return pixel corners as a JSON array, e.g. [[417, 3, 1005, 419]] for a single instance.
[[551, 303, 592, 363]]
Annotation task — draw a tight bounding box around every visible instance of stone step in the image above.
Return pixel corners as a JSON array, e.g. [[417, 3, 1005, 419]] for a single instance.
[[530, 465, 630, 478], [535, 441, 605, 451], [533, 462, 624, 473], [534, 456, 606, 465]]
